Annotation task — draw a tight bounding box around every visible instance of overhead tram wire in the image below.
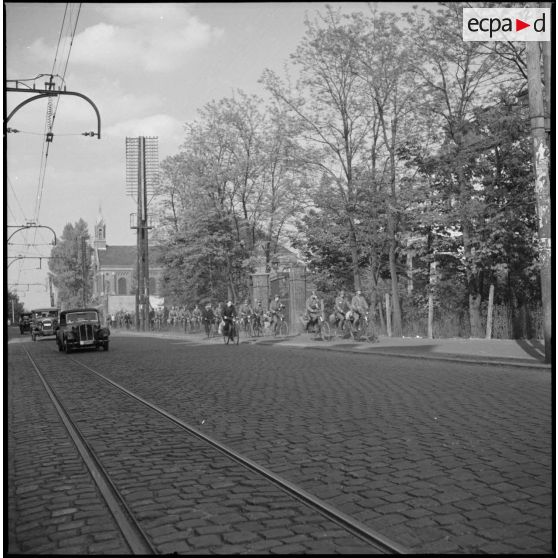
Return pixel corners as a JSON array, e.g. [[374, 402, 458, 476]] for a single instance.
[[10, 4, 81, 304], [32, 3, 82, 239]]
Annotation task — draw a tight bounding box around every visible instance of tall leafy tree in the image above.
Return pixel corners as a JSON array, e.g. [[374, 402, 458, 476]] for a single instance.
[[261, 6, 374, 291], [48, 219, 92, 310], [403, 3, 516, 336], [350, 8, 424, 335]]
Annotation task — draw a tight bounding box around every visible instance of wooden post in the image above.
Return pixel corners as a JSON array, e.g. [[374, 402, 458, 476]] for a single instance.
[[526, 40, 552, 363], [385, 293, 392, 337], [486, 284, 495, 340], [407, 250, 414, 294], [427, 261, 437, 339]]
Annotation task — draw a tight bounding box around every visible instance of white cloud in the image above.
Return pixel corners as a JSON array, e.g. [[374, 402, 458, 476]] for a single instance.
[[28, 4, 224, 74]]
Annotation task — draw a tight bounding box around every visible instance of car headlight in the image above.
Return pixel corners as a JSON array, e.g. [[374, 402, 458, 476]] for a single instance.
[[97, 327, 110, 339]]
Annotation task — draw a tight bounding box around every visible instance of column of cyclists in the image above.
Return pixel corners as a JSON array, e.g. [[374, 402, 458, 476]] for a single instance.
[[113, 288, 376, 342]]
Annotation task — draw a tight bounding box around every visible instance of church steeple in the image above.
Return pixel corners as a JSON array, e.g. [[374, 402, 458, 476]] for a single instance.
[[94, 205, 107, 251]]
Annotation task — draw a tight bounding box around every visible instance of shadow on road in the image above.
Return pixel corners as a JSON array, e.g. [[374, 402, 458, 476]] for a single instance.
[[514, 339, 546, 362]]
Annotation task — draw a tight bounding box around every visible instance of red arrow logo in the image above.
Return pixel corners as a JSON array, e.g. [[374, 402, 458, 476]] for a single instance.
[[516, 18, 530, 31]]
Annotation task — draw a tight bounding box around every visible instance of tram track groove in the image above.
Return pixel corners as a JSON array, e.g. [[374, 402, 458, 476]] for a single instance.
[[23, 346, 157, 555], [70, 356, 409, 555], [24, 346, 409, 554]]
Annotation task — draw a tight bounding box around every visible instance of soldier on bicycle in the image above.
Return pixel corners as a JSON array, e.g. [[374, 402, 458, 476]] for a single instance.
[[239, 299, 253, 329], [351, 290, 369, 331], [334, 289, 349, 332], [202, 303, 215, 337], [269, 295, 284, 335], [252, 300, 264, 330], [305, 291, 320, 333], [192, 304, 202, 329], [222, 300, 237, 336]]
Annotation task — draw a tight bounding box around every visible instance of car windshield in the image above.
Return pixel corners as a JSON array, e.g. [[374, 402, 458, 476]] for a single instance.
[[66, 312, 98, 324], [34, 310, 57, 318]]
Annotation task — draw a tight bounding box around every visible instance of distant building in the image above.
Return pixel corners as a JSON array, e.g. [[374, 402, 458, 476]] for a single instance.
[[91, 212, 164, 315]]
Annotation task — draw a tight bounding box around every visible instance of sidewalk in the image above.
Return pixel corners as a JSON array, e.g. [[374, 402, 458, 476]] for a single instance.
[[113, 328, 551, 369]]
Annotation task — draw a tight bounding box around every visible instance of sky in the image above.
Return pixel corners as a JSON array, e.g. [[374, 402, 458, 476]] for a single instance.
[[5, 2, 419, 311]]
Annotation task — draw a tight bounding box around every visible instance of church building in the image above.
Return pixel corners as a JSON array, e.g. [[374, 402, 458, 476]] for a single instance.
[[91, 213, 165, 315]]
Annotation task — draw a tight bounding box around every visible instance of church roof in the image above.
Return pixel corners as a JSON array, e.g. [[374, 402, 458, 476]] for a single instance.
[[98, 245, 164, 267]]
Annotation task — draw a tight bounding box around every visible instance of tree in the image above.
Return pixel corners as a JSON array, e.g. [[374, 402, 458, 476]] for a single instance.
[[350, 8, 424, 336], [7, 290, 25, 323], [403, 3, 516, 337], [261, 6, 374, 292], [154, 92, 306, 303], [48, 219, 92, 310]]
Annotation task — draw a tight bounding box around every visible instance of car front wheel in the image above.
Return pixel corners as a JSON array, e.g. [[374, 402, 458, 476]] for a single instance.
[[64, 337, 72, 354]]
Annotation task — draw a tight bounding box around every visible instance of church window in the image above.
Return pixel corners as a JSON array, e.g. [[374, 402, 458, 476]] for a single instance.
[[117, 277, 127, 295]]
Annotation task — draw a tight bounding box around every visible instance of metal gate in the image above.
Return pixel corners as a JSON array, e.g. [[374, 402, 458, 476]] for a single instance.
[[269, 272, 290, 325]]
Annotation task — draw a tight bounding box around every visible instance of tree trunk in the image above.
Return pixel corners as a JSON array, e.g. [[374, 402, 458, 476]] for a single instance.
[[378, 298, 386, 334], [385, 293, 392, 337], [387, 214, 402, 336], [427, 261, 437, 339], [485, 284, 494, 339], [348, 219, 361, 291], [457, 155, 485, 341], [469, 293, 483, 338]]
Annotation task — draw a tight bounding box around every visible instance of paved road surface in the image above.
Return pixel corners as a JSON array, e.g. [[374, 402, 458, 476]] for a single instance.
[[8, 328, 553, 554]]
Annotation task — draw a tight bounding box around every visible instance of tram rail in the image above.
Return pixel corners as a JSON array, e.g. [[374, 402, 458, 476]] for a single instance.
[[21, 344, 409, 555]]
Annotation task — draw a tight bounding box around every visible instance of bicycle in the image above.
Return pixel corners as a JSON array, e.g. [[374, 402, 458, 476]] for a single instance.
[[330, 313, 350, 339], [240, 314, 253, 337], [273, 311, 289, 337], [305, 314, 330, 341], [223, 317, 240, 345], [203, 317, 218, 338], [349, 312, 377, 342], [251, 314, 263, 337], [190, 315, 202, 334]]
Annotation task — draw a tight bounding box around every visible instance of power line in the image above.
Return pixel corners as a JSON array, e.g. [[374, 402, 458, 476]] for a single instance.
[[33, 3, 82, 227], [7, 177, 28, 223]]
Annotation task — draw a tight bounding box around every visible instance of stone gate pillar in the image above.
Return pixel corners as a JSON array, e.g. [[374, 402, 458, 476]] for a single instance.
[[288, 263, 307, 334], [251, 266, 270, 309]]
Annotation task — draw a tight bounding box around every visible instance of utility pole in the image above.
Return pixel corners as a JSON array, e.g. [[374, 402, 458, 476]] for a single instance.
[[525, 40, 552, 364], [49, 275, 55, 307], [126, 137, 158, 332], [81, 236, 87, 307]]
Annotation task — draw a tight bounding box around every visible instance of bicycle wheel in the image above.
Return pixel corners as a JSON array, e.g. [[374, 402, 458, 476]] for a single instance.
[[244, 320, 253, 337], [234, 324, 240, 345], [353, 322, 365, 341], [253, 322, 261, 337], [358, 323, 369, 342], [279, 321, 288, 337], [320, 321, 331, 341]]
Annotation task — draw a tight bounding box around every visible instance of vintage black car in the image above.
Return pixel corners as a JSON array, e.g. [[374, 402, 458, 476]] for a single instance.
[[56, 308, 110, 353], [19, 312, 33, 334], [31, 307, 59, 341]]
